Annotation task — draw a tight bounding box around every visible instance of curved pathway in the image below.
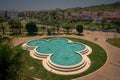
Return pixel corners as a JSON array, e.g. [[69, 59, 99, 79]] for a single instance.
[[13, 31, 120, 80]]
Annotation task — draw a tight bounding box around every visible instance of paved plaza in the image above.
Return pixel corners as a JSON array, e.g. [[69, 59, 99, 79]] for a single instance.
[[13, 30, 120, 80]]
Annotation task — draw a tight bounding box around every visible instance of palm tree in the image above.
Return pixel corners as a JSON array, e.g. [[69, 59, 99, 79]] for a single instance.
[[16, 21, 22, 34], [112, 20, 120, 33], [8, 19, 22, 35], [111, 20, 120, 44], [101, 18, 107, 31], [0, 17, 6, 36], [56, 23, 60, 35], [0, 38, 33, 80], [41, 25, 46, 34]]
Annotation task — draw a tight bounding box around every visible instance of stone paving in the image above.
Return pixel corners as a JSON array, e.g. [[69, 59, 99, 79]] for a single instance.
[[13, 30, 120, 80]]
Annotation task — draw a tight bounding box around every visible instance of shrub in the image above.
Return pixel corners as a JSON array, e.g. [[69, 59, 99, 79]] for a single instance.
[[76, 24, 83, 34], [26, 22, 38, 34]]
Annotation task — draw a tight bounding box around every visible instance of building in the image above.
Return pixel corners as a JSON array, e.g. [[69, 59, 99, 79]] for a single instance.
[[0, 10, 18, 18], [102, 11, 120, 19], [0, 10, 5, 17], [6, 10, 18, 18]]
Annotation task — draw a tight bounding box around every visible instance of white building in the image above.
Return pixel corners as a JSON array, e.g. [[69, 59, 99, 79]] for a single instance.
[[7, 10, 18, 18], [0, 10, 5, 17]]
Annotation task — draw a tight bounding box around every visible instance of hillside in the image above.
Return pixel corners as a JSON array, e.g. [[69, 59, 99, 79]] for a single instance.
[[66, 2, 120, 12]]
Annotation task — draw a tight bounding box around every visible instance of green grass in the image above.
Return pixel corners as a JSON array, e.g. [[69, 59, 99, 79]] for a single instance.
[[15, 37, 107, 80], [106, 38, 120, 48]]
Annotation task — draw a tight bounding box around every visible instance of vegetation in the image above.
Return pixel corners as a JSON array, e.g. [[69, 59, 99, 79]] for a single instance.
[[18, 2, 119, 35], [47, 28, 52, 35], [0, 17, 118, 37], [8, 19, 22, 35], [9, 37, 107, 80], [76, 24, 84, 34], [25, 21, 38, 34], [67, 2, 120, 11], [0, 2, 118, 79], [0, 37, 33, 80], [61, 22, 72, 34], [106, 38, 120, 48], [111, 20, 120, 33], [0, 2, 120, 37], [0, 17, 6, 36]]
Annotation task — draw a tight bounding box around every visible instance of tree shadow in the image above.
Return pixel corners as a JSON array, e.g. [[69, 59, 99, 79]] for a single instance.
[[77, 34, 84, 36], [26, 33, 38, 36]]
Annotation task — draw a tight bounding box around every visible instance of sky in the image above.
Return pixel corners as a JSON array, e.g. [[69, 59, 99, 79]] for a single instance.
[[0, 0, 120, 11]]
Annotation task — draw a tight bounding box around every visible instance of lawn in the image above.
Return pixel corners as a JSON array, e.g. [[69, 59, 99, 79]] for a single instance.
[[15, 37, 107, 80], [106, 38, 120, 48]]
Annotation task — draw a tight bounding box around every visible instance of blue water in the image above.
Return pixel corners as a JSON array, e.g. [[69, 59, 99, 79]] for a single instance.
[[27, 38, 85, 66]]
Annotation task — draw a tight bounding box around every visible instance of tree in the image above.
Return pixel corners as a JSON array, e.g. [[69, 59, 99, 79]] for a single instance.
[[111, 20, 120, 33], [0, 17, 6, 36], [76, 24, 84, 34], [0, 44, 13, 80], [47, 28, 52, 35], [62, 22, 72, 34], [111, 20, 120, 44], [25, 21, 38, 34], [56, 23, 60, 34], [101, 18, 107, 31], [0, 37, 33, 80], [8, 19, 22, 35], [52, 27, 56, 35], [41, 26, 46, 34], [49, 11, 58, 20]]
